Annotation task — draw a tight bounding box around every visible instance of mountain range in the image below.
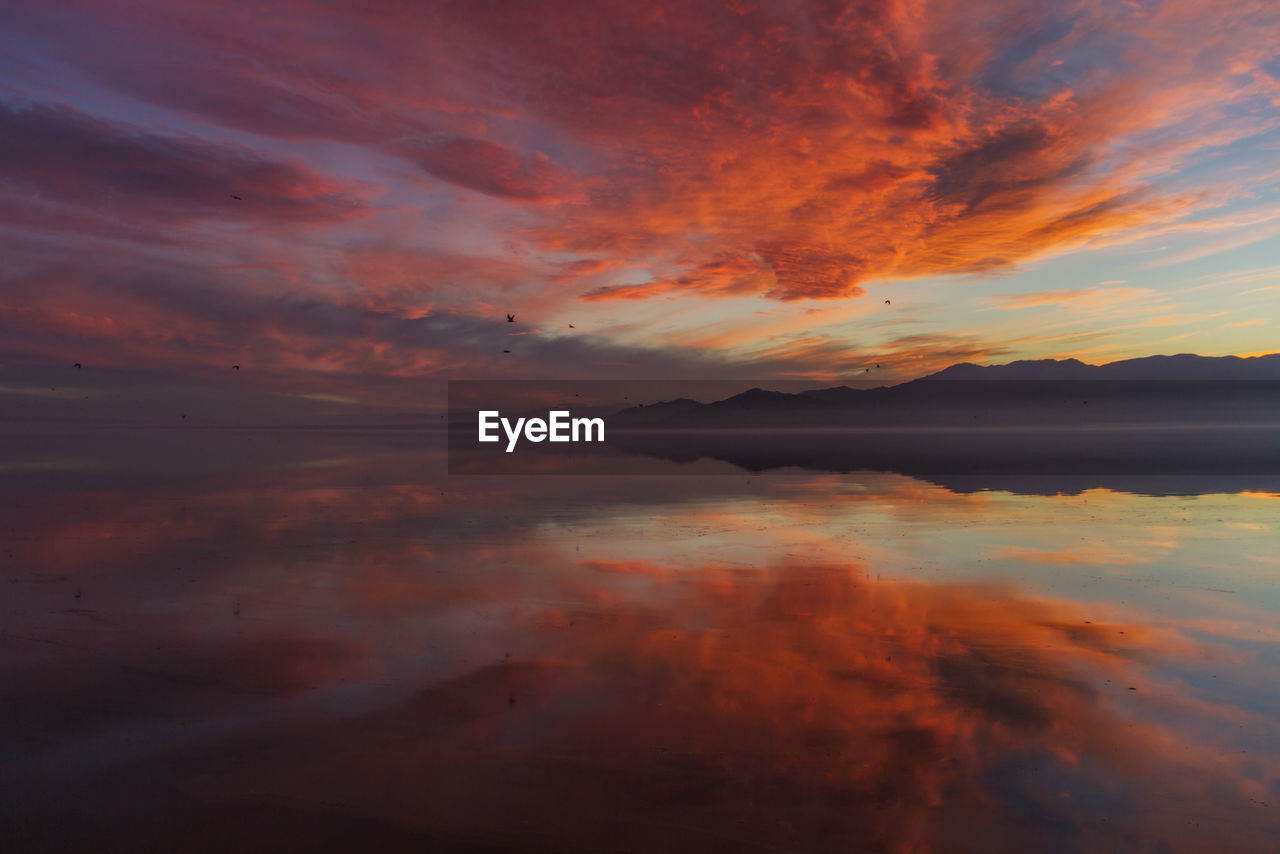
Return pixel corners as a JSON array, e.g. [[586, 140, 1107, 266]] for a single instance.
[[613, 353, 1280, 429], [924, 352, 1280, 380]]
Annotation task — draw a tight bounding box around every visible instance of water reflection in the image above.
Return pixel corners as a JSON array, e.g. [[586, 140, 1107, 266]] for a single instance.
[[2, 429, 1278, 851]]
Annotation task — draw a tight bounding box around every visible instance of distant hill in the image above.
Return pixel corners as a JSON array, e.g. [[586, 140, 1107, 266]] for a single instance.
[[927, 353, 1280, 381], [612, 354, 1280, 429]]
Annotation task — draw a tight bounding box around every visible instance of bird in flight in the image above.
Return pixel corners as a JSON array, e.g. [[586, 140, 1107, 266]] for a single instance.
[[503, 349, 511, 354], [568, 324, 575, 328], [507, 314, 515, 323], [231, 365, 240, 370], [884, 299, 891, 305], [73, 362, 81, 369], [230, 194, 242, 201]]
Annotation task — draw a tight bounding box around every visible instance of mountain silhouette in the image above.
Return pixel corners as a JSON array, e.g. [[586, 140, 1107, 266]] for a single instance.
[[926, 353, 1280, 381], [612, 353, 1280, 430]]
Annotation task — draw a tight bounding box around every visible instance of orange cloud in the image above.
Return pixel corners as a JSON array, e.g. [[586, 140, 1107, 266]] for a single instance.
[[2, 0, 1279, 390], [991, 544, 1154, 566], [984, 287, 1157, 310]]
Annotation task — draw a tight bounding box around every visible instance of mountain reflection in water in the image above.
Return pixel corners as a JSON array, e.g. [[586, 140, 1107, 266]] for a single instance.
[[2, 428, 1278, 852]]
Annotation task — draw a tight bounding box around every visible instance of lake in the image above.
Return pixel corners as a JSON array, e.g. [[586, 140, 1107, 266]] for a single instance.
[[3, 427, 1278, 851]]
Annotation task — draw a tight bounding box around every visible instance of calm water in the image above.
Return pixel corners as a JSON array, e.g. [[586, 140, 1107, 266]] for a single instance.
[[3, 428, 1279, 852]]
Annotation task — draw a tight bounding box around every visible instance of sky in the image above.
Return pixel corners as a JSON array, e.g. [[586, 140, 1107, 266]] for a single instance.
[[2, 0, 1280, 415]]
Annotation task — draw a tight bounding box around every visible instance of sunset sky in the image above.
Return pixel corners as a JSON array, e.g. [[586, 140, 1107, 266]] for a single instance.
[[2, 0, 1280, 411]]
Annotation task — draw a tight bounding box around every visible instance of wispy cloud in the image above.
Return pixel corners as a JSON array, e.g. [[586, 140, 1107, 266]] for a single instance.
[[0, 0, 1278, 392], [983, 287, 1157, 310]]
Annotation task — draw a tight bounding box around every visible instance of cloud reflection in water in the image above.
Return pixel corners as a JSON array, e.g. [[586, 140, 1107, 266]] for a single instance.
[[2, 433, 1277, 851]]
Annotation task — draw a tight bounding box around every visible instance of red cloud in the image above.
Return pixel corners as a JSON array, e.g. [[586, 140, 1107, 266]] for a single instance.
[[401, 137, 572, 201], [1, 0, 1278, 385]]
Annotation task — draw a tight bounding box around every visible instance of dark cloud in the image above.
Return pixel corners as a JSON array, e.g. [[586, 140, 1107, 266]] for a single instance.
[[0, 100, 359, 226], [401, 136, 568, 200], [927, 123, 1090, 215]]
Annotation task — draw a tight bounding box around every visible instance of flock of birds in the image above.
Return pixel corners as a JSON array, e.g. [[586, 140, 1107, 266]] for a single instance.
[[63, 287, 896, 419], [150, 195, 896, 367], [68, 358, 245, 421], [502, 312, 576, 353], [500, 298, 892, 361]]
